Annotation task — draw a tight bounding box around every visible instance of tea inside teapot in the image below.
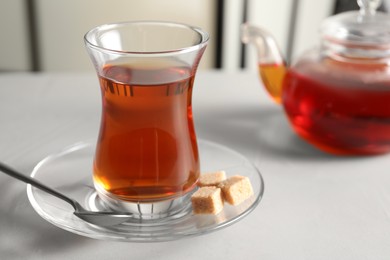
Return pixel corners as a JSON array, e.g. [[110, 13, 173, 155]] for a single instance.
[[242, 0, 390, 155]]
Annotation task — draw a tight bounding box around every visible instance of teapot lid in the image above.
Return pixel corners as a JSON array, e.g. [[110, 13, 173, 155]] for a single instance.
[[321, 0, 390, 46]]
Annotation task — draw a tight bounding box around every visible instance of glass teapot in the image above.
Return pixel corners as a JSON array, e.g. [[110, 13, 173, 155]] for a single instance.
[[242, 0, 390, 155]]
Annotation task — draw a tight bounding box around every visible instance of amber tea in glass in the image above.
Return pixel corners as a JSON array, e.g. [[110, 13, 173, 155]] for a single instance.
[[94, 64, 199, 201]]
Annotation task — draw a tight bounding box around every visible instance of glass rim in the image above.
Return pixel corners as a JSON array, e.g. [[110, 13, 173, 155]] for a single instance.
[[84, 20, 209, 55]]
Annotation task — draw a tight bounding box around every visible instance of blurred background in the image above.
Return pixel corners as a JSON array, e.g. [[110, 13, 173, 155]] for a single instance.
[[1, 0, 389, 73]]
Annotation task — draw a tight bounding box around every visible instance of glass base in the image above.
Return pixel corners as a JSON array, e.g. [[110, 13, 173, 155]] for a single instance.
[[94, 182, 195, 219]]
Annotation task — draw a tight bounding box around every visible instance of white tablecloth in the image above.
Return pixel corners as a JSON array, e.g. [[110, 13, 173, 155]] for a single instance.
[[1, 71, 390, 259]]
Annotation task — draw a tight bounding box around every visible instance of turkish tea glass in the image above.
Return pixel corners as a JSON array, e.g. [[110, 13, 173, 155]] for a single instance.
[[84, 21, 209, 218]]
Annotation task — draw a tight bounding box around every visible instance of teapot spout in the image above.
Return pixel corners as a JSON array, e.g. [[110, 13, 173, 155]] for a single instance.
[[241, 23, 286, 103]]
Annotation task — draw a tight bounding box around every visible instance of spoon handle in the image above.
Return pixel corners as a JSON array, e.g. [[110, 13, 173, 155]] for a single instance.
[[0, 162, 77, 209]]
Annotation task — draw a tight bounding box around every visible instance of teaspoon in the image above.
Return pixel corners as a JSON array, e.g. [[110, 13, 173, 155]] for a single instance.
[[0, 162, 133, 226]]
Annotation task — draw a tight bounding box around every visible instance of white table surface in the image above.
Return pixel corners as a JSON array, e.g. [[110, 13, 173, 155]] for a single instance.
[[1, 70, 390, 259]]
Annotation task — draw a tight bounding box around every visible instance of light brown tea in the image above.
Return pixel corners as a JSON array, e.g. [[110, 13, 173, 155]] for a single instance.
[[258, 63, 286, 103], [93, 64, 200, 202]]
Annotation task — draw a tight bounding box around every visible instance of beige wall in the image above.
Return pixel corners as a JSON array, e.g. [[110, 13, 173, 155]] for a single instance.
[[0, 0, 30, 71], [35, 0, 216, 72]]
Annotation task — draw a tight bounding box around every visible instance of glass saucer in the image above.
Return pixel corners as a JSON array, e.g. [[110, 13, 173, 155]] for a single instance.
[[27, 140, 264, 242]]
